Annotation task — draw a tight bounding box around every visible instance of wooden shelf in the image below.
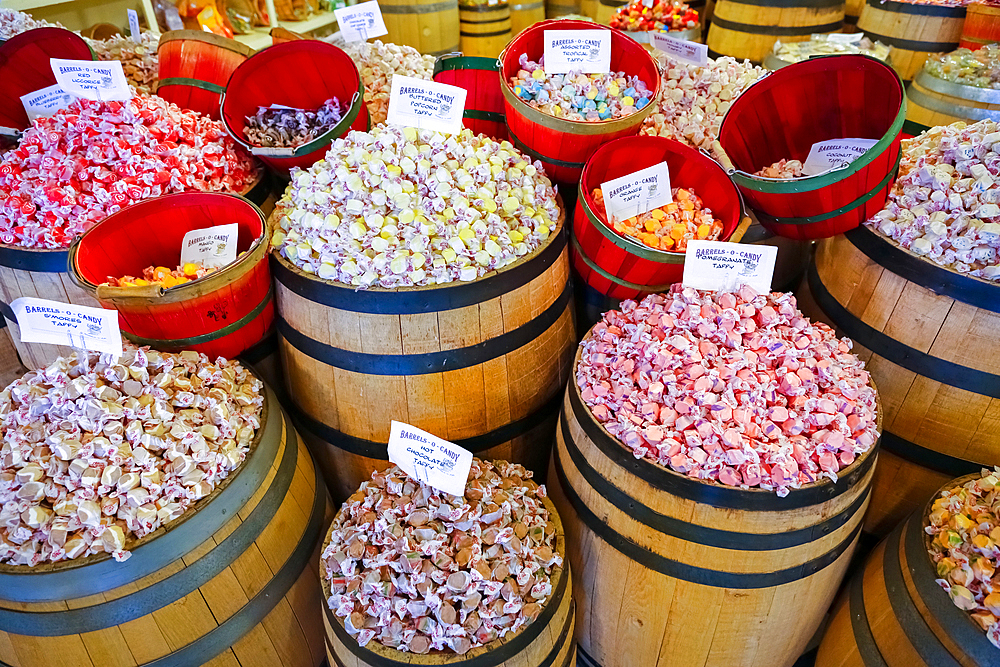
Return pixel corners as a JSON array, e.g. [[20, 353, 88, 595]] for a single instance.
[[234, 10, 338, 49]]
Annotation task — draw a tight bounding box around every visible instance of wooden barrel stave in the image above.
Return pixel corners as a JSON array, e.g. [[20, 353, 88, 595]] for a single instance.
[[381, 0, 461, 55], [960, 2, 1000, 51], [706, 0, 845, 64], [546, 0, 580, 17], [460, 4, 513, 58], [905, 70, 1000, 135], [510, 0, 547, 32], [857, 0, 966, 83]]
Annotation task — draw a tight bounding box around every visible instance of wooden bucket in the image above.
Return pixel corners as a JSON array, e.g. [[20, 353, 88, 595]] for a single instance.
[[271, 204, 575, 502], [718, 54, 904, 240], [905, 68, 1000, 136], [961, 1, 1000, 50], [511, 0, 547, 33], [500, 19, 661, 183], [0, 28, 93, 132], [221, 41, 369, 177], [155, 30, 254, 121], [573, 136, 746, 301], [546, 0, 581, 17], [844, 0, 864, 31], [802, 227, 1000, 537], [815, 475, 997, 667], [381, 0, 461, 55], [69, 192, 274, 361], [857, 0, 966, 83], [321, 492, 577, 666], [706, 0, 845, 64], [460, 3, 513, 58], [0, 381, 333, 667], [433, 53, 508, 141], [550, 346, 880, 667]]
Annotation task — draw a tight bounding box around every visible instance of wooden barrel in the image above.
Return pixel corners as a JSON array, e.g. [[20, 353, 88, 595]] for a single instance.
[[460, 3, 513, 58], [0, 381, 332, 667], [549, 348, 880, 667], [804, 226, 1000, 537], [579, 0, 598, 18], [240, 330, 286, 404], [905, 68, 1000, 136], [382, 0, 461, 55], [271, 205, 575, 502], [815, 481, 997, 667], [844, 0, 863, 30], [433, 54, 508, 141], [546, 0, 580, 17], [706, 0, 845, 64], [857, 0, 966, 83], [596, 0, 626, 24], [321, 492, 577, 667], [155, 30, 254, 121], [511, 0, 546, 33], [960, 1, 1000, 50]]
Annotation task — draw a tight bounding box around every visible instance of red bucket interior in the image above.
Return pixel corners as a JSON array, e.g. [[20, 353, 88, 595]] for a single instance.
[[718, 55, 903, 173], [0, 28, 93, 131], [581, 136, 743, 248], [499, 20, 661, 117], [75, 193, 263, 286], [220, 40, 361, 147]]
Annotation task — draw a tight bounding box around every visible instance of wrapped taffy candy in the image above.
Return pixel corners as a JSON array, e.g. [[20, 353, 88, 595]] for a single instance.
[[103, 261, 221, 288], [591, 186, 723, 251], [0, 95, 259, 250], [609, 0, 698, 32], [640, 55, 766, 150], [343, 40, 436, 125], [926, 468, 1000, 649], [322, 460, 561, 654], [867, 119, 1000, 281], [0, 8, 61, 39], [86, 32, 159, 94], [926, 44, 1000, 89], [243, 97, 343, 148], [576, 286, 879, 496], [510, 54, 653, 121], [271, 125, 560, 288], [771, 34, 890, 65], [754, 159, 805, 179], [0, 346, 263, 566]]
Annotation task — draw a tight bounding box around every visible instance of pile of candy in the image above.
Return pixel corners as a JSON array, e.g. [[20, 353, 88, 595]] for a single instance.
[[577, 287, 879, 496], [0, 8, 60, 40], [244, 98, 343, 148], [322, 460, 562, 654], [926, 45, 1000, 89], [894, 0, 969, 6], [0, 95, 258, 249], [103, 262, 221, 289], [271, 125, 560, 288], [343, 40, 436, 124], [591, 186, 723, 251], [510, 54, 653, 121], [754, 159, 805, 179], [609, 0, 698, 32], [926, 468, 1000, 649], [86, 33, 159, 95], [640, 55, 766, 150], [770, 34, 890, 65], [0, 347, 263, 566], [868, 119, 1000, 281]]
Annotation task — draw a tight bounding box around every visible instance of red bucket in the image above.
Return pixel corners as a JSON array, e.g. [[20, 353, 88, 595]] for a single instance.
[[68, 192, 273, 360], [574, 136, 744, 300], [433, 53, 507, 142], [718, 54, 905, 240], [156, 30, 254, 121], [220, 40, 369, 176], [499, 20, 660, 184]]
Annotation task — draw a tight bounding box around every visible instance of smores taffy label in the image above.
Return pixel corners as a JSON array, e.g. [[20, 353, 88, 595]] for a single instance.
[[600, 161, 673, 223], [650, 32, 708, 66], [51, 58, 131, 102], [682, 240, 777, 294], [544, 30, 612, 74], [334, 0, 388, 43], [387, 75, 467, 135], [11, 297, 122, 357], [387, 421, 473, 497]]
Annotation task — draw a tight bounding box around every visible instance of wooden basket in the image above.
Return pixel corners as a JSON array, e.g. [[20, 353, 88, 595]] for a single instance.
[[718, 54, 905, 240], [962, 1, 1000, 50], [460, 3, 513, 57], [155, 29, 254, 121], [221, 40, 369, 176], [0, 28, 93, 132], [68, 192, 274, 361], [499, 20, 661, 183], [382, 0, 461, 56], [905, 68, 1000, 137], [433, 53, 508, 141], [0, 382, 333, 667], [549, 344, 880, 667], [858, 0, 966, 83], [573, 136, 746, 300], [510, 0, 546, 34], [706, 0, 845, 64]]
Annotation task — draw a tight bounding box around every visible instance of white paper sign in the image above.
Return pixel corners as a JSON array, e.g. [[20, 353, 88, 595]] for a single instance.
[[127, 8, 141, 42], [801, 138, 877, 176], [0, 127, 20, 138], [11, 297, 122, 357], [827, 32, 864, 44], [543, 30, 611, 74], [51, 58, 132, 102], [387, 421, 473, 497], [682, 241, 778, 294], [600, 162, 672, 223], [387, 75, 467, 135], [334, 1, 388, 42], [20, 84, 77, 122], [180, 223, 239, 269], [651, 32, 709, 66]]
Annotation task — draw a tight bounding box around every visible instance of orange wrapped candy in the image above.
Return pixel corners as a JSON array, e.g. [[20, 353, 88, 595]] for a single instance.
[[103, 262, 219, 289], [591, 186, 723, 252]]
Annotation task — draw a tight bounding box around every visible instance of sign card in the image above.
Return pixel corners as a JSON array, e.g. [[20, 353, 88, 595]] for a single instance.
[[682, 241, 778, 294], [127, 8, 141, 42], [180, 223, 240, 269], [51, 59, 132, 102], [333, 1, 388, 43], [543, 30, 612, 74], [599, 162, 672, 223], [11, 297, 122, 357], [387, 75, 467, 135], [801, 138, 877, 176], [650, 32, 708, 66], [387, 421, 474, 497], [21, 84, 76, 122]]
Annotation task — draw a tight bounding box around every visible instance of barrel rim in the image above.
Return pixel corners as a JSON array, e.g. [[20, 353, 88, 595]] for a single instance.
[[432, 53, 500, 77], [914, 68, 1000, 104], [863, 0, 967, 17], [157, 28, 256, 57]]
